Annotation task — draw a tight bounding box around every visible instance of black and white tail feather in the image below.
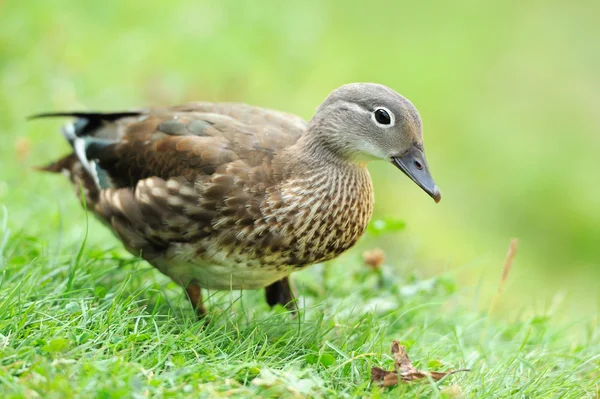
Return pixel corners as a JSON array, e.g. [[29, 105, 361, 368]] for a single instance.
[[29, 111, 140, 190]]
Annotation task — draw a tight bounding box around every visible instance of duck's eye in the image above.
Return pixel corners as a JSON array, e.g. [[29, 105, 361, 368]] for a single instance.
[[374, 108, 392, 125]]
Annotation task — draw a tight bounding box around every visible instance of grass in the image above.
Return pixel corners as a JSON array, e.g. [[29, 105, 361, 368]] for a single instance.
[[1, 214, 599, 398], [2, 0, 600, 397]]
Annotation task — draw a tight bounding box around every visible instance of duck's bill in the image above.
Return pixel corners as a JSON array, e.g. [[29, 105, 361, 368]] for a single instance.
[[391, 146, 441, 203]]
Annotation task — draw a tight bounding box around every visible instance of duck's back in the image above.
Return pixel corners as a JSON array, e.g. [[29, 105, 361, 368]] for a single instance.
[[74, 103, 308, 187]]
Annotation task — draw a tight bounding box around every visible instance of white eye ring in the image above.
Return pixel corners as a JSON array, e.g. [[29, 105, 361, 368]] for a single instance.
[[372, 107, 395, 128]]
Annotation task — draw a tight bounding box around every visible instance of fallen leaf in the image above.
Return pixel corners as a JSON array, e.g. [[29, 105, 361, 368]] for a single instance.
[[371, 340, 469, 387], [371, 366, 399, 387]]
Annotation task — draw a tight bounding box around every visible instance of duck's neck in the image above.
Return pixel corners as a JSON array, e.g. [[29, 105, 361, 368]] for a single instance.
[[281, 133, 349, 178]]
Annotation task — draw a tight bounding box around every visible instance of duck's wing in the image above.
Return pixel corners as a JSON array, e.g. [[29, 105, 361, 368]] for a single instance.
[[34, 103, 307, 189], [33, 103, 307, 264]]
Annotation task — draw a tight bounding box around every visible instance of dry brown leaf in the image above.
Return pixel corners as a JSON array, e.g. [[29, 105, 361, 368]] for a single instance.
[[371, 340, 469, 387]]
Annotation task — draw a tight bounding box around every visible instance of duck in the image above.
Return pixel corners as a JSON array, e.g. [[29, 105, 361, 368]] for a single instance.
[[31, 83, 441, 317]]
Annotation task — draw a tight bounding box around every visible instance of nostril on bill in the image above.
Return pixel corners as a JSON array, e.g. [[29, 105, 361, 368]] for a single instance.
[[414, 160, 423, 170]]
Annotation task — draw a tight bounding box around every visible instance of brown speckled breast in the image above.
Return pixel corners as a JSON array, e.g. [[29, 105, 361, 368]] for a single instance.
[[270, 164, 374, 267], [145, 163, 374, 290]]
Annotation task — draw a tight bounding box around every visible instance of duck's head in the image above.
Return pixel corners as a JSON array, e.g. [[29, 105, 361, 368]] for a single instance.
[[310, 82, 441, 203]]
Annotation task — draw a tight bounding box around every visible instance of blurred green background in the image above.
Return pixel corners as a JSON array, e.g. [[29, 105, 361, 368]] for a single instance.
[[1, 0, 599, 319]]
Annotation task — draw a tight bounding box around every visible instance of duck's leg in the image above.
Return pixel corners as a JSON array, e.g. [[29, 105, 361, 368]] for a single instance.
[[185, 281, 207, 319], [265, 276, 297, 314]]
